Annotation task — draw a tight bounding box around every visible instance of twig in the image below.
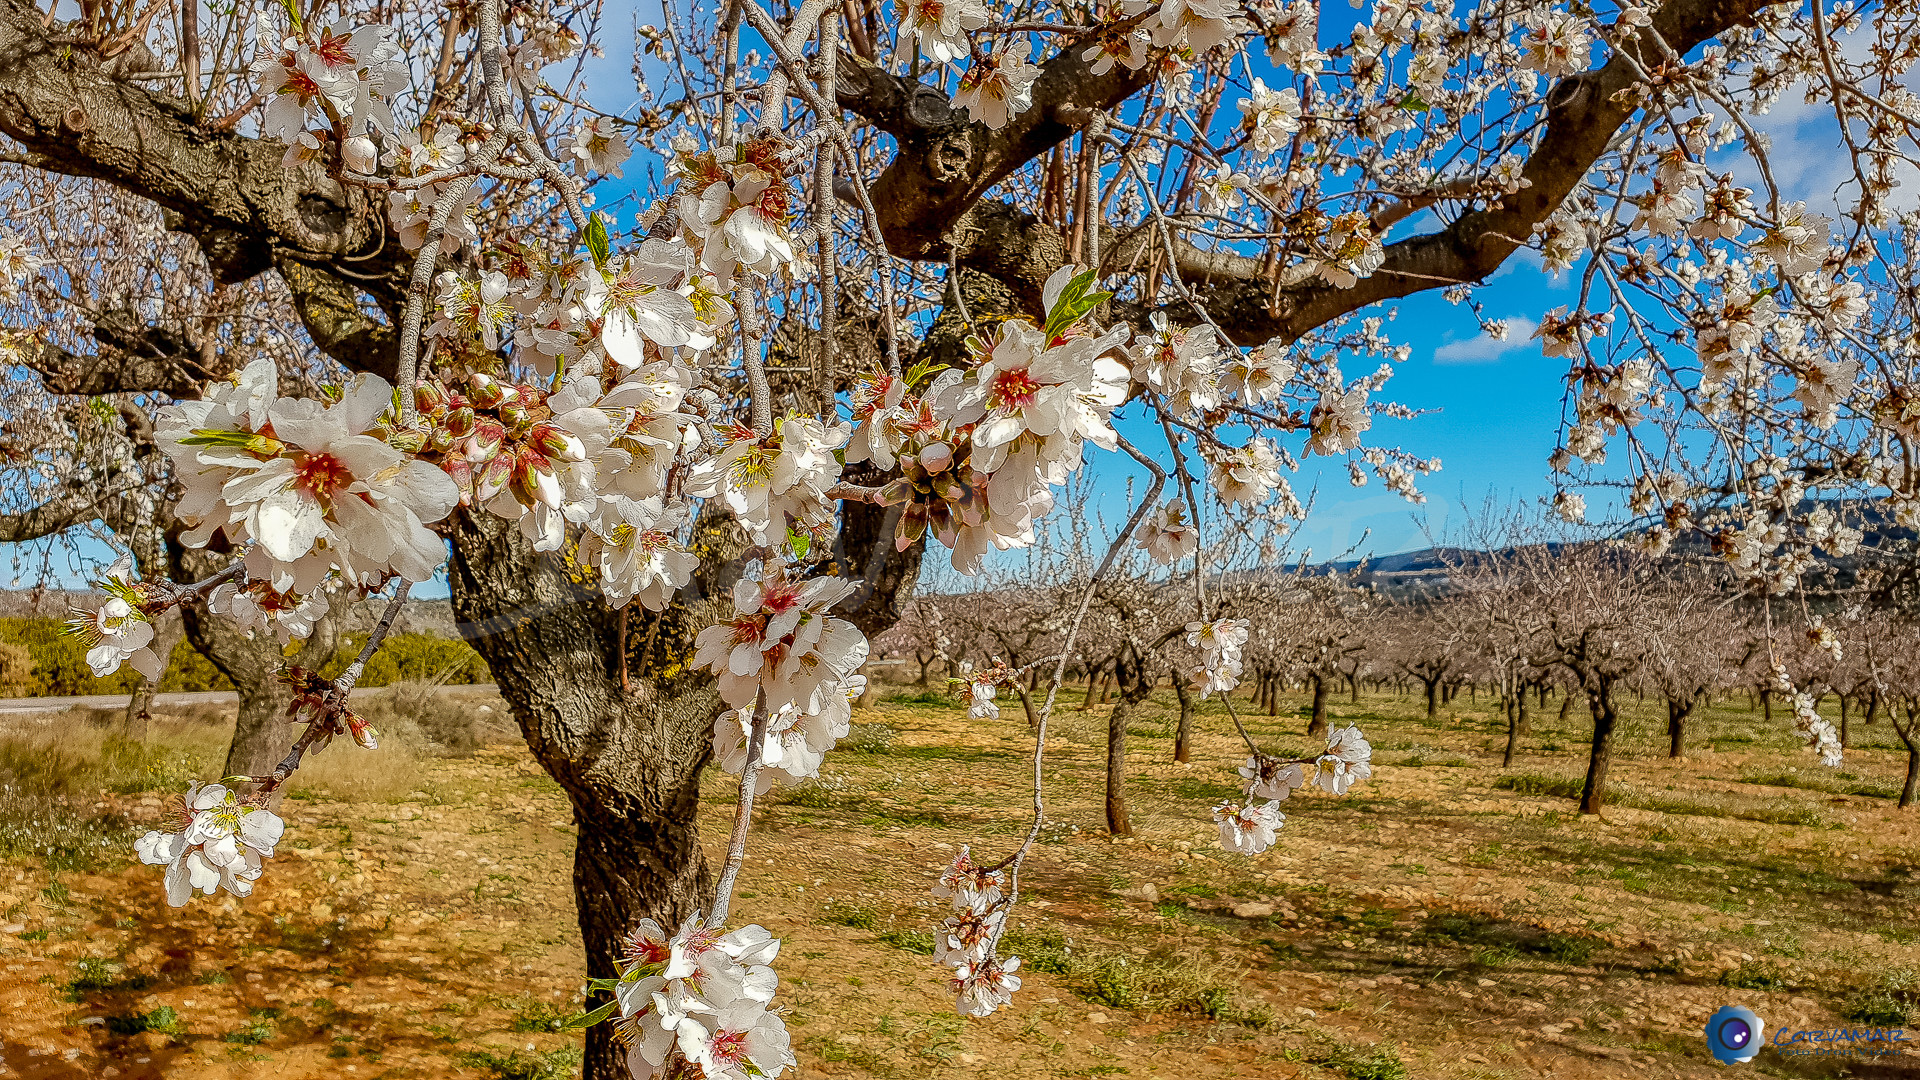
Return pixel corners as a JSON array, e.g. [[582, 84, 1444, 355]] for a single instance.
[[984, 434, 1165, 951], [707, 691, 771, 928]]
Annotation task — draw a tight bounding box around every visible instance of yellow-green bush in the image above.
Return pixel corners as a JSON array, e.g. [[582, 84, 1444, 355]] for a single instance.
[[0, 618, 232, 696], [318, 632, 491, 687]]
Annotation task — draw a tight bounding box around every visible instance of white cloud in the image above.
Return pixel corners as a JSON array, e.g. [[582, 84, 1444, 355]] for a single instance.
[[1432, 317, 1538, 365]]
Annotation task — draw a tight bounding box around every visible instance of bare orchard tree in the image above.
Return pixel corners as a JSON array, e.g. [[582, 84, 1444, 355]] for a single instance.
[[1639, 581, 1741, 760], [1516, 539, 1664, 814]]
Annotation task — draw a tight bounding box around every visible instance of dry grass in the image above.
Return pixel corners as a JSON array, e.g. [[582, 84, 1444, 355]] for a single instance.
[[280, 732, 435, 803]]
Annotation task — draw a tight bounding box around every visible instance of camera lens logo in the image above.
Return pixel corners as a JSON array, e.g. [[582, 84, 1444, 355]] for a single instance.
[[1707, 1005, 1764, 1064]]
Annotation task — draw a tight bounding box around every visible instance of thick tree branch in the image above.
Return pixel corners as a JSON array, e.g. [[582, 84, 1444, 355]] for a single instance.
[[0, 0, 408, 372], [840, 44, 1154, 264]]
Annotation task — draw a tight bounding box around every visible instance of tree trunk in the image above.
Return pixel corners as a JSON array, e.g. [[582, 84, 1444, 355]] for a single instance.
[[1017, 685, 1040, 730], [169, 544, 337, 810], [447, 502, 921, 1080], [1898, 711, 1918, 810], [1171, 670, 1193, 763], [1761, 687, 1772, 723], [1839, 693, 1850, 748], [1423, 678, 1439, 722], [1266, 674, 1280, 717], [1579, 688, 1618, 815], [1080, 664, 1099, 711], [1348, 673, 1360, 705], [1503, 692, 1519, 768], [1666, 697, 1689, 759], [1106, 689, 1133, 836], [1867, 688, 1881, 725], [1307, 673, 1329, 739], [1557, 692, 1574, 722], [1517, 683, 1531, 736]]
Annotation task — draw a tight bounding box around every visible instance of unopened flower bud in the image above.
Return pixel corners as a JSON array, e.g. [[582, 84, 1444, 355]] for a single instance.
[[386, 426, 428, 454], [342, 135, 378, 175], [500, 400, 530, 432], [532, 423, 587, 462], [429, 426, 456, 453], [441, 457, 475, 504], [475, 453, 513, 503], [509, 451, 564, 509], [918, 442, 953, 472], [464, 419, 505, 463], [468, 372, 506, 408], [414, 380, 446, 416], [444, 406, 476, 438]]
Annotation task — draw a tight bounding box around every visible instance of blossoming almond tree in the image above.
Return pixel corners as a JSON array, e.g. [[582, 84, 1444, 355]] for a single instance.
[[0, 0, 1907, 1072]]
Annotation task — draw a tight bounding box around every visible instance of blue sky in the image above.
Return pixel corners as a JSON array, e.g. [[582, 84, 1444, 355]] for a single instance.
[[15, 2, 1884, 593]]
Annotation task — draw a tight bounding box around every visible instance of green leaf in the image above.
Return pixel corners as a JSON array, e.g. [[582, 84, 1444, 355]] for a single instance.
[[1399, 92, 1430, 112], [586, 214, 611, 270], [1041, 269, 1111, 340], [559, 998, 622, 1031], [903, 357, 948, 390], [176, 429, 284, 456], [786, 527, 811, 562]]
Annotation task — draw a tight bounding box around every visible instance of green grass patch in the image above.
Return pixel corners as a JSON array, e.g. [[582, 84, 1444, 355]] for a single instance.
[[458, 1046, 584, 1080]]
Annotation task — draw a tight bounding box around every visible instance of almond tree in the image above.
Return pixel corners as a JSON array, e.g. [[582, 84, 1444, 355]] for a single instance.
[[2, 0, 1908, 1072]]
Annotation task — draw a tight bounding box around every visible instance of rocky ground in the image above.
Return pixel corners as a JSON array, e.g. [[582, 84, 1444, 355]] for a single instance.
[[0, 684, 1915, 1079]]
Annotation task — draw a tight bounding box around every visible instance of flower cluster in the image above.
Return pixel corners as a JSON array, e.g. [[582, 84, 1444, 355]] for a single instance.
[[687, 416, 849, 550], [712, 671, 867, 793], [135, 783, 285, 907], [1215, 725, 1371, 856], [931, 847, 1022, 1017], [158, 358, 459, 596], [612, 919, 795, 1079], [1135, 499, 1201, 565], [870, 269, 1131, 572], [64, 556, 163, 682], [954, 658, 1020, 720], [693, 565, 870, 713], [1772, 664, 1844, 768], [1185, 617, 1249, 697], [251, 14, 405, 163]]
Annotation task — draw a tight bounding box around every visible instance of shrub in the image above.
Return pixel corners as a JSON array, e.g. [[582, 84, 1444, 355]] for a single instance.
[[354, 681, 485, 754], [320, 632, 490, 687], [0, 617, 230, 696]]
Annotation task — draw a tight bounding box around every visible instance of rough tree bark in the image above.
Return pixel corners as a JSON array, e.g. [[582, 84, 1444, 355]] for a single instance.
[[1170, 667, 1193, 764], [1579, 679, 1619, 815], [1306, 672, 1330, 739], [1102, 642, 1155, 837], [1666, 695, 1695, 759]]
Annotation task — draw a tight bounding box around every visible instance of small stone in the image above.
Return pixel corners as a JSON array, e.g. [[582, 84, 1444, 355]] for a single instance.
[[1088, 1011, 1110, 1024], [1232, 901, 1275, 918], [1115, 884, 1159, 903], [1464, 1054, 1489, 1064], [0, 922, 23, 934], [1477, 978, 1496, 987]]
